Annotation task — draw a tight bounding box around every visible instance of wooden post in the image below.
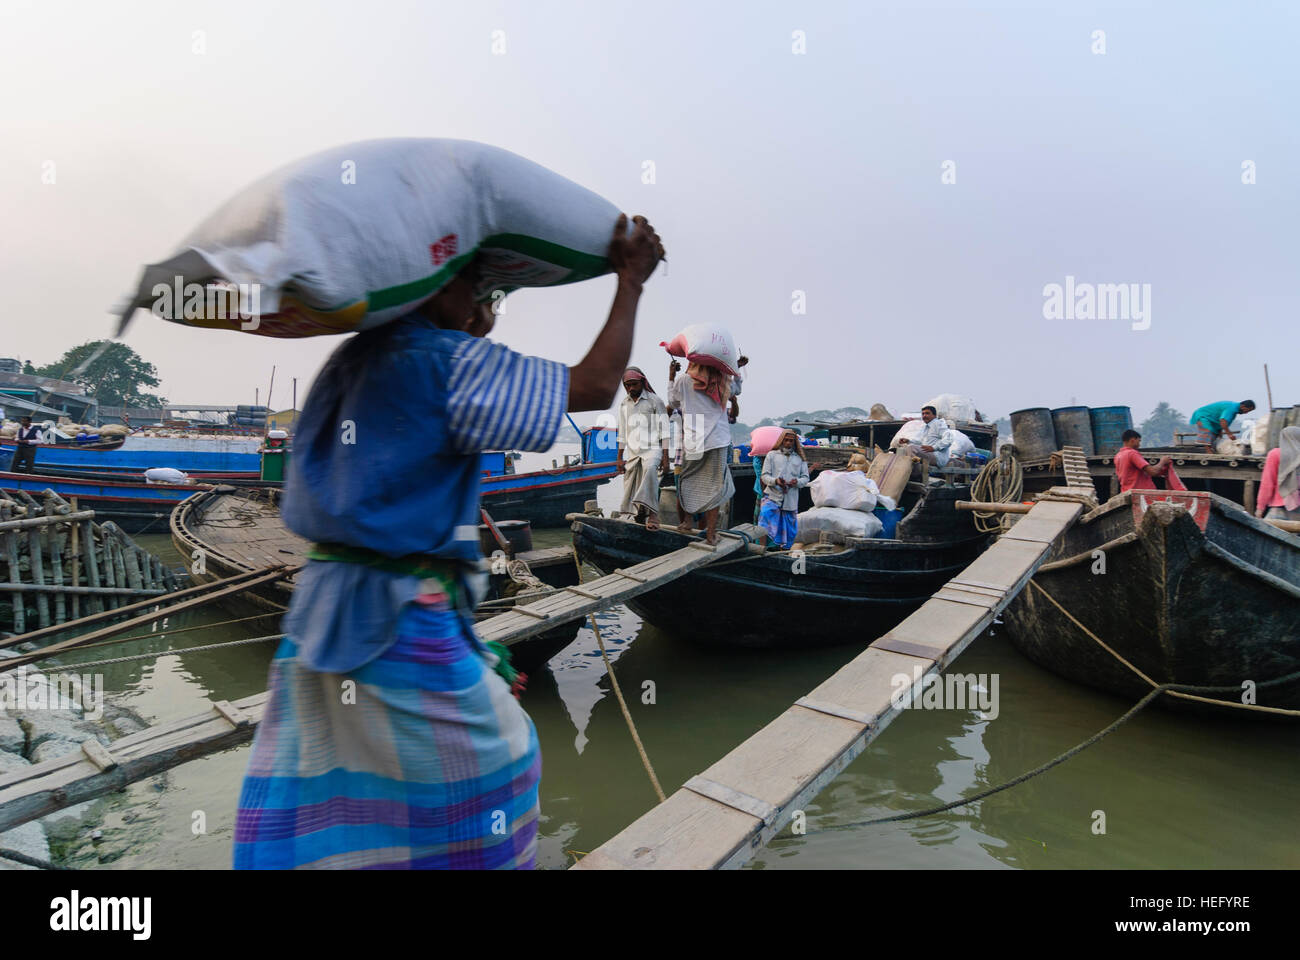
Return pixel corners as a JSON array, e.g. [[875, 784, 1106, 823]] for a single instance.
[[27, 520, 50, 630], [48, 514, 66, 625], [1243, 479, 1256, 517], [69, 517, 81, 621], [80, 518, 103, 615], [2, 503, 22, 634]]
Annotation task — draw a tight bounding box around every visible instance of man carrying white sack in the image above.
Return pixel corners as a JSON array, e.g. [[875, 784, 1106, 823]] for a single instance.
[[667, 360, 735, 544], [616, 367, 670, 529]]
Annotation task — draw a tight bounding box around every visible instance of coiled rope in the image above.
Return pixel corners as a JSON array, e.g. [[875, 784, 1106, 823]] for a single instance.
[[970, 448, 1023, 533]]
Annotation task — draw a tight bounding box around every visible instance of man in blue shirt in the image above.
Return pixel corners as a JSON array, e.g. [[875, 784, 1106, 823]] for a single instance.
[[1190, 400, 1255, 452], [234, 214, 664, 870]]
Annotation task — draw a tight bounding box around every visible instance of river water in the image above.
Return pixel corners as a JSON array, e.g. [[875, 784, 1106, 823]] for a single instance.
[[42, 445, 1300, 870]]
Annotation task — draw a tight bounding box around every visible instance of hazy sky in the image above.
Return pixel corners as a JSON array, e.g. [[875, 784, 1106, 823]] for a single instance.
[[2, 0, 1296, 426]]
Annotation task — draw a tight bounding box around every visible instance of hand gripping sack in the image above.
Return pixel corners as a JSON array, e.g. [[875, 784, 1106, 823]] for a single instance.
[[116, 139, 624, 338], [660, 323, 739, 377]]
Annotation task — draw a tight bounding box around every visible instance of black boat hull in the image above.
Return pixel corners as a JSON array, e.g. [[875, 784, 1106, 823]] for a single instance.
[[1001, 491, 1300, 714], [572, 485, 993, 648]]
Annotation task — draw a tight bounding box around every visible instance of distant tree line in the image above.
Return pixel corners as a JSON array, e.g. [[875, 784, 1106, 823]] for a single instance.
[[23, 341, 168, 408]]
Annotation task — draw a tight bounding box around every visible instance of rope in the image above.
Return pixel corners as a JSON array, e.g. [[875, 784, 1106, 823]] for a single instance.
[[37, 632, 284, 670], [809, 665, 1300, 834], [27, 611, 282, 659], [970, 451, 1023, 533], [573, 552, 666, 802], [1027, 578, 1300, 716], [0, 847, 71, 870]]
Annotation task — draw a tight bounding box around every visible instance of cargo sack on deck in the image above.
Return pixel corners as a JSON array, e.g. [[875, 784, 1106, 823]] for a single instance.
[[890, 419, 926, 449], [116, 139, 624, 338], [809, 470, 879, 512], [944, 429, 976, 460], [867, 446, 915, 504], [660, 323, 739, 376], [924, 394, 978, 422], [796, 506, 884, 542]]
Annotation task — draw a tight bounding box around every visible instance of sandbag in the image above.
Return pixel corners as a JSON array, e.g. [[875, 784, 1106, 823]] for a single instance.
[[99, 424, 131, 436], [890, 419, 926, 449], [660, 323, 739, 377], [797, 506, 884, 542], [749, 425, 786, 457], [117, 139, 624, 338], [868, 446, 914, 503], [810, 470, 879, 512], [944, 429, 976, 459], [868, 403, 893, 421], [143, 467, 190, 484], [925, 394, 977, 422]]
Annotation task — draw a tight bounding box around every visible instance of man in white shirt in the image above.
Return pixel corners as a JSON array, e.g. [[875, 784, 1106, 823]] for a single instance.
[[616, 367, 670, 528], [898, 405, 952, 468]]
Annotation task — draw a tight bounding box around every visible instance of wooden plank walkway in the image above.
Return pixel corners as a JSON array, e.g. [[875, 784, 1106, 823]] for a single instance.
[[572, 491, 1092, 870], [0, 525, 760, 831]]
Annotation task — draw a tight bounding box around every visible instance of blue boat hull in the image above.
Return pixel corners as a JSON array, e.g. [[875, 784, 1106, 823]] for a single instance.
[[0, 442, 260, 474]]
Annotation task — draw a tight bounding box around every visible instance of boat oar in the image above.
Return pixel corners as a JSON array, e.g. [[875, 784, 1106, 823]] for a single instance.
[[480, 507, 513, 559]]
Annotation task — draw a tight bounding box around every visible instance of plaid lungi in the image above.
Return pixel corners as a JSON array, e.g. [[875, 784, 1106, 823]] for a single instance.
[[620, 457, 661, 515], [233, 595, 541, 870], [676, 446, 735, 515]]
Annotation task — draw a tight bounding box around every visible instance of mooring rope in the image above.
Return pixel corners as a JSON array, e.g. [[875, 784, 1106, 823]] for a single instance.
[[33, 632, 284, 670], [808, 665, 1300, 834], [23, 611, 283, 661], [1027, 578, 1300, 717], [573, 552, 665, 802]]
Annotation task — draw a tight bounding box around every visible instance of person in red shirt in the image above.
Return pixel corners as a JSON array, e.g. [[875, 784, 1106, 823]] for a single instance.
[[1255, 426, 1300, 520], [1114, 429, 1176, 493]]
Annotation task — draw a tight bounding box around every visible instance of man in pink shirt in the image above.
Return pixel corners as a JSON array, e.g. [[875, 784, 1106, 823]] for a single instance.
[[1114, 429, 1178, 492]]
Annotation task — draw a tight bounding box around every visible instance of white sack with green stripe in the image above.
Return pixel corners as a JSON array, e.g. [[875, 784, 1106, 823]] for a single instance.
[[116, 138, 623, 338]]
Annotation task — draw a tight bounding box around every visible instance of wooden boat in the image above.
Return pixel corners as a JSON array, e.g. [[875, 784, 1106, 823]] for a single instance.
[[1001, 489, 1300, 714], [726, 417, 1000, 523], [571, 482, 995, 648], [170, 487, 586, 673], [0, 469, 209, 534]]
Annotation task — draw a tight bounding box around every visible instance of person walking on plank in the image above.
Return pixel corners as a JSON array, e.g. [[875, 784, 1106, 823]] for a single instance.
[[233, 214, 664, 870]]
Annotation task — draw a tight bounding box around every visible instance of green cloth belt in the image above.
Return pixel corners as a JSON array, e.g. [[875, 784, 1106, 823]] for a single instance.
[[308, 542, 526, 691], [308, 542, 462, 603]]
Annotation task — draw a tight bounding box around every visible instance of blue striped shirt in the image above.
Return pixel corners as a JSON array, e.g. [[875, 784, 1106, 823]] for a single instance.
[[280, 314, 568, 672]]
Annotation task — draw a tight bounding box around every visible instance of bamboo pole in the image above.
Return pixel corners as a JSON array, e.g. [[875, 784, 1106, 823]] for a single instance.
[[46, 502, 66, 625], [80, 518, 103, 616], [27, 519, 49, 630], [2, 503, 22, 634], [69, 515, 81, 621], [0, 511, 96, 532], [0, 583, 166, 596]]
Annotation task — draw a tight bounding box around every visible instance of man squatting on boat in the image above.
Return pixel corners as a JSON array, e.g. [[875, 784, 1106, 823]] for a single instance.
[[232, 215, 665, 870]]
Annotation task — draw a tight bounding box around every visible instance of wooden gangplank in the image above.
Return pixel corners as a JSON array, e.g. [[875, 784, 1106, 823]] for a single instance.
[[0, 525, 759, 831], [481, 522, 761, 647], [0, 691, 270, 834], [573, 493, 1090, 870]]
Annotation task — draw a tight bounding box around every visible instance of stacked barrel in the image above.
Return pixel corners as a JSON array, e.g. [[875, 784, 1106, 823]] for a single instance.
[[1010, 406, 1133, 461]]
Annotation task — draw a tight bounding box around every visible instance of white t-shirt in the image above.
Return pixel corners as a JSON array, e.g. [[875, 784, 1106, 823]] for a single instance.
[[668, 375, 731, 459]]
